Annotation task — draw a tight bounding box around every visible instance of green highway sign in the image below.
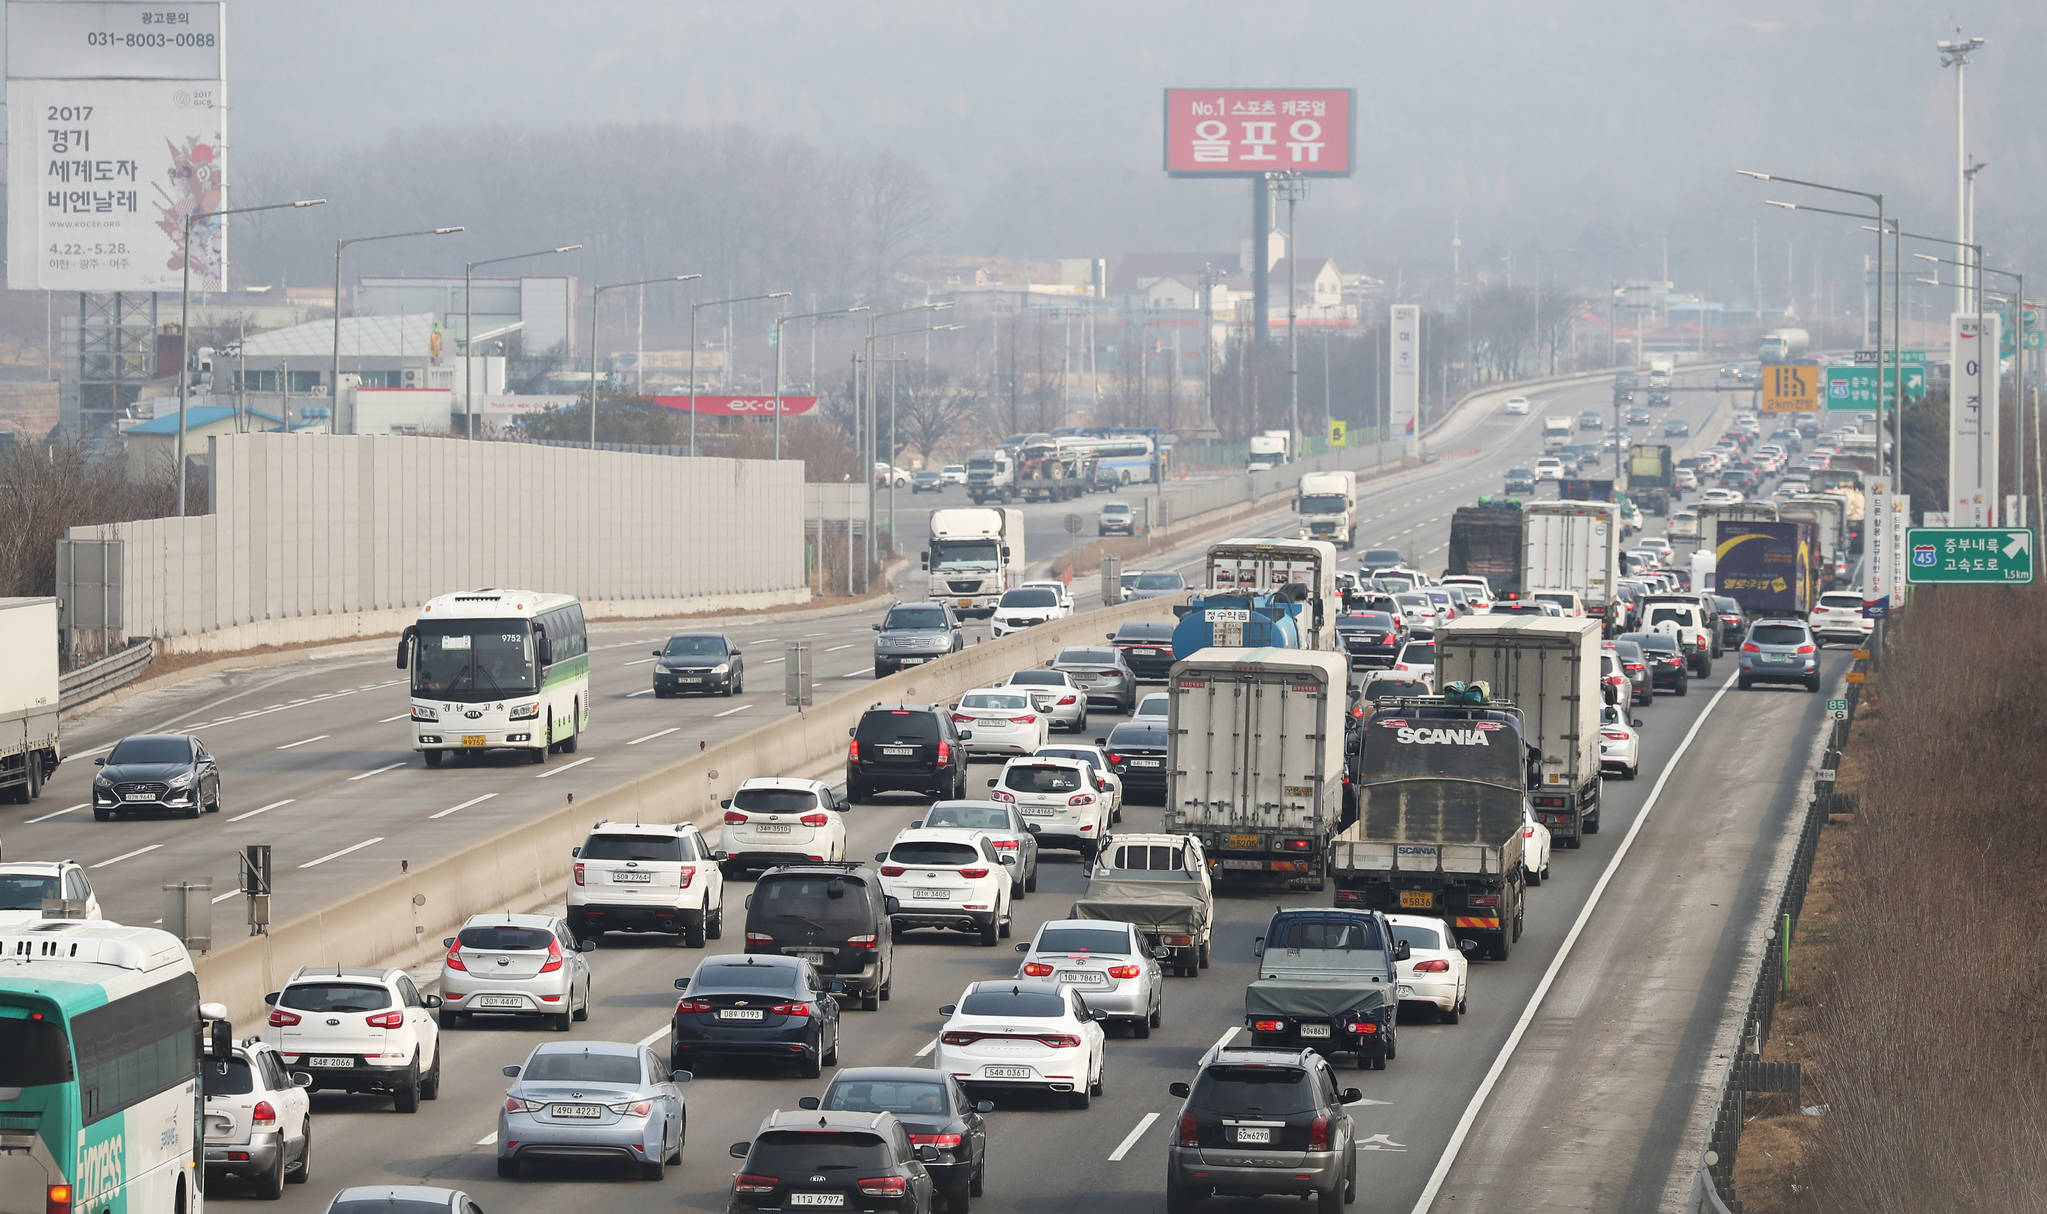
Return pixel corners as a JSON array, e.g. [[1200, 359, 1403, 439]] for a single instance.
[[1906, 527, 2035, 584], [1853, 349, 1926, 365], [1824, 365, 1879, 411], [1885, 365, 1926, 400]]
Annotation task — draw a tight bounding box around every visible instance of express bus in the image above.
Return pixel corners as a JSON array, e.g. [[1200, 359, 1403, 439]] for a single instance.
[[1059, 428, 1160, 485], [0, 921, 232, 1214], [396, 589, 590, 767]]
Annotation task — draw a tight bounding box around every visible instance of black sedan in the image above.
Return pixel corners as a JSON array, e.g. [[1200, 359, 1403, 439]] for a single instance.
[[651, 632, 744, 697], [800, 1068, 991, 1209], [93, 733, 220, 820], [1334, 611, 1403, 668], [1102, 721, 1169, 805], [670, 954, 842, 1078], [1048, 646, 1137, 713], [1618, 631, 1689, 695], [1711, 596, 1747, 650], [1106, 621, 1178, 680], [910, 470, 944, 494]]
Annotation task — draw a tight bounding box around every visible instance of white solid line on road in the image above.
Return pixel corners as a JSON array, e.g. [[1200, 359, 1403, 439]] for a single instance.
[[1108, 1112, 1160, 1162], [628, 727, 680, 746], [840, 668, 868, 679], [762, 657, 784, 664], [626, 688, 654, 697], [379, 712, 410, 723], [276, 734, 329, 750], [636, 1021, 671, 1050], [623, 657, 657, 666], [752, 637, 779, 645], [1209, 1026, 1240, 1055], [73, 743, 115, 758], [228, 799, 296, 823], [211, 889, 241, 904], [714, 704, 752, 719], [92, 844, 162, 869], [347, 761, 407, 781], [476, 1132, 497, 1147], [431, 794, 497, 820], [536, 756, 595, 780], [300, 837, 384, 869], [824, 643, 853, 652], [1407, 670, 1739, 1214], [914, 1038, 937, 1058], [27, 802, 87, 823]]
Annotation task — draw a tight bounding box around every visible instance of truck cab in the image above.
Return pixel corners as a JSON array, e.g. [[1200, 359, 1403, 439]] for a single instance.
[[965, 449, 1014, 504], [1246, 907, 1405, 1069], [1295, 471, 1358, 550], [924, 507, 1024, 617]]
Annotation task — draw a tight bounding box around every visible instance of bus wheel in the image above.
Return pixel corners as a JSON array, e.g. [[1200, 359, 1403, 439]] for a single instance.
[[561, 703, 579, 754], [423, 750, 443, 769], [532, 726, 550, 765]]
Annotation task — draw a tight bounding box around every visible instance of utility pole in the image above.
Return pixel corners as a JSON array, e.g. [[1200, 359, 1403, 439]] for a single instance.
[[1940, 33, 1987, 316], [1270, 171, 1306, 457]]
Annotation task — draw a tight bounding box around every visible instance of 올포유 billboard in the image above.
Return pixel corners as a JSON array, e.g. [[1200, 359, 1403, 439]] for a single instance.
[[1163, 88, 1354, 178]]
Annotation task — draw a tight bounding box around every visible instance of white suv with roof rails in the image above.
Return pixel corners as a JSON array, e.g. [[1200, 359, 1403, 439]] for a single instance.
[[261, 965, 442, 1112], [874, 827, 1014, 946], [716, 777, 849, 874], [987, 755, 1113, 861], [0, 859, 99, 928], [568, 819, 725, 947]]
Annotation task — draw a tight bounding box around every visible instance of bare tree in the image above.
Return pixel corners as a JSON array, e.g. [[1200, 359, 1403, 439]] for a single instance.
[[1467, 284, 1537, 381], [892, 363, 981, 463], [848, 150, 945, 300]]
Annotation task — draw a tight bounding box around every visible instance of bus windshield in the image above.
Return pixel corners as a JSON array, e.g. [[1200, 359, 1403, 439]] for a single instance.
[[412, 619, 536, 699]]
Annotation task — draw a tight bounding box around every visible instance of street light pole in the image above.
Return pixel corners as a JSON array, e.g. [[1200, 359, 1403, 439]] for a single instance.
[[587, 274, 700, 448], [861, 303, 954, 581], [1940, 34, 1987, 316], [464, 244, 581, 441], [333, 226, 462, 435], [773, 305, 869, 460], [1270, 172, 1306, 456], [177, 196, 326, 516], [688, 291, 791, 456]]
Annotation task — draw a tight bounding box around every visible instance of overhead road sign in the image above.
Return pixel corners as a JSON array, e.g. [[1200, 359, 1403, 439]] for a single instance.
[[1905, 527, 2033, 584], [1760, 364, 1818, 413], [1852, 349, 1926, 365]]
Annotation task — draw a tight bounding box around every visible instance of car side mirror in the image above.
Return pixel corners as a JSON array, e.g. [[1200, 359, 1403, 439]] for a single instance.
[[1340, 1087, 1365, 1105], [673, 978, 691, 991], [1458, 939, 1480, 954], [915, 1144, 942, 1163], [720, 798, 733, 809], [875, 853, 888, 862], [1105, 633, 1115, 641], [442, 937, 455, 948], [291, 1072, 313, 1088], [729, 1142, 751, 1160], [884, 897, 901, 916], [848, 727, 857, 738], [798, 1096, 821, 1110], [651, 649, 661, 657], [1093, 737, 1108, 747], [986, 778, 997, 788], [1169, 1081, 1192, 1098], [872, 623, 883, 631], [974, 1099, 995, 1113], [1013, 942, 1029, 953], [577, 939, 596, 953], [1025, 822, 1040, 834], [501, 1065, 522, 1078], [94, 757, 106, 766], [263, 992, 279, 1006], [828, 980, 848, 996], [1092, 1010, 1112, 1022], [422, 993, 443, 1009], [957, 729, 973, 740], [1153, 945, 1173, 961], [570, 846, 581, 858], [938, 1004, 957, 1017], [1394, 942, 1411, 962], [1632, 718, 1644, 728]]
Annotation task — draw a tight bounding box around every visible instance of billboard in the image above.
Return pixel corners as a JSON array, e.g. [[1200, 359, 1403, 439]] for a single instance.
[[653, 395, 820, 417], [5, 2, 226, 293], [1389, 304, 1420, 458], [1863, 476, 1891, 617], [1163, 88, 1354, 177], [1948, 312, 2001, 526]]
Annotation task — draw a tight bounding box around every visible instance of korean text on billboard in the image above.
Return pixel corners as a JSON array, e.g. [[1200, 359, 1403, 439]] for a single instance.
[[1163, 89, 1354, 177]]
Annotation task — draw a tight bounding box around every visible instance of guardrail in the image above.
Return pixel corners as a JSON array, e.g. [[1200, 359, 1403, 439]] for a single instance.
[[58, 640, 154, 710], [1686, 641, 1877, 1212]]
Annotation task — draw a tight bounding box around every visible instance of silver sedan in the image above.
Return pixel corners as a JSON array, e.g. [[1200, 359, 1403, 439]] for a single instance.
[[1002, 669, 1089, 732], [497, 1040, 688, 1180], [917, 800, 1039, 895], [1013, 919, 1166, 1037]]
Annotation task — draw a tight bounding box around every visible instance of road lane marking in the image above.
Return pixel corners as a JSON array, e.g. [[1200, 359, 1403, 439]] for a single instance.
[[229, 799, 296, 823], [626, 688, 654, 697], [1108, 1112, 1159, 1162], [762, 657, 784, 664], [92, 844, 162, 869], [1407, 669, 1739, 1214], [628, 727, 680, 746], [276, 734, 329, 750], [636, 1022, 671, 1050], [300, 837, 384, 869], [476, 1132, 497, 1147], [27, 802, 86, 823], [840, 668, 868, 679], [431, 794, 497, 820], [915, 1038, 937, 1058], [379, 713, 410, 723], [536, 757, 594, 779], [1209, 1026, 1239, 1055], [347, 761, 406, 781], [825, 644, 853, 652], [714, 704, 752, 719], [624, 657, 658, 666]]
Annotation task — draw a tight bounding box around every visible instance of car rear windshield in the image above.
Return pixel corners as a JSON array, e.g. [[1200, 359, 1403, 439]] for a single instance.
[[1398, 642, 1434, 662], [202, 1056, 255, 1096], [960, 693, 1027, 711], [1749, 625, 1809, 646], [690, 962, 803, 994], [1003, 765, 1082, 793], [857, 710, 940, 742], [519, 1051, 640, 1085], [958, 988, 1066, 1017], [1362, 549, 1402, 564], [884, 607, 948, 629], [824, 1078, 949, 1116], [1059, 648, 1119, 665], [1000, 589, 1057, 608], [1626, 633, 1679, 654], [890, 841, 981, 866], [1037, 748, 1103, 771], [1192, 1065, 1316, 1115], [0, 874, 59, 910], [1034, 926, 1131, 955], [1106, 724, 1167, 749], [1008, 670, 1064, 686], [1360, 679, 1427, 702], [1114, 623, 1175, 642], [330, 1202, 456, 1214], [1108, 844, 1186, 872], [1389, 922, 1444, 952], [107, 737, 187, 764], [458, 925, 556, 951], [733, 787, 823, 813], [579, 834, 684, 862], [1645, 607, 1694, 628], [746, 1130, 891, 1173], [1818, 594, 1861, 609], [753, 876, 872, 925], [277, 983, 391, 1013], [1340, 613, 1394, 629], [926, 805, 1011, 831], [1268, 916, 1386, 951], [1133, 573, 1182, 590], [1101, 504, 1132, 516], [0, 1017, 70, 1086]]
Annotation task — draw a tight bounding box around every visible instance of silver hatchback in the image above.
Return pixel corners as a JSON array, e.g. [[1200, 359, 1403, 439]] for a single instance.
[[441, 914, 593, 1031]]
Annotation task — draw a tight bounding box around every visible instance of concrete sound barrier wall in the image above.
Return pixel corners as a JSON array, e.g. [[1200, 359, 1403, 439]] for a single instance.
[[191, 592, 1176, 1024], [69, 434, 808, 652]]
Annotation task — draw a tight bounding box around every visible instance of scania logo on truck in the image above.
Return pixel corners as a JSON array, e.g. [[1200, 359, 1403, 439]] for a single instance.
[[1395, 726, 1491, 746]]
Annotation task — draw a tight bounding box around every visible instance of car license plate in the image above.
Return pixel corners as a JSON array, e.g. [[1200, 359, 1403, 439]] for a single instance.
[[474, 995, 525, 1009], [307, 1056, 355, 1068], [1129, 758, 1161, 768], [982, 1066, 1033, 1079], [122, 792, 154, 802], [718, 1008, 765, 1021], [1767, 653, 1791, 664], [1019, 806, 1056, 817], [1399, 890, 1435, 909], [1226, 833, 1260, 851], [1221, 859, 1264, 870], [462, 735, 486, 748], [551, 1103, 603, 1119], [911, 888, 951, 900], [676, 676, 702, 684], [1057, 971, 1104, 985], [611, 871, 652, 883], [790, 1195, 845, 1208], [1234, 1126, 1273, 1144], [883, 745, 917, 757], [957, 598, 973, 608], [753, 823, 792, 834], [1298, 1023, 1332, 1039], [1135, 648, 1161, 656], [899, 657, 925, 667]]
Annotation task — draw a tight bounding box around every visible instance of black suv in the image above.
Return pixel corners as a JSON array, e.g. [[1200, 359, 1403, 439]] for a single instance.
[[800, 1068, 990, 1210], [729, 1110, 938, 1213], [848, 704, 969, 801], [1102, 720, 1169, 804], [1165, 1046, 1361, 1214], [743, 863, 896, 1010], [1107, 620, 1179, 680]]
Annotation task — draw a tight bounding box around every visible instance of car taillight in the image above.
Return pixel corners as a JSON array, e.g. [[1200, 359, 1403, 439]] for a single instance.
[[881, 864, 906, 876], [940, 1031, 983, 1046], [1626, 663, 1644, 671], [1067, 793, 1094, 806], [1036, 1033, 1081, 1049], [936, 741, 951, 765], [857, 1177, 908, 1197], [770, 1002, 812, 1018], [959, 867, 989, 879], [1252, 1018, 1285, 1033], [1470, 894, 1500, 908], [800, 812, 831, 827], [1602, 730, 1629, 741], [847, 740, 861, 762], [1107, 964, 1141, 979], [733, 1174, 778, 1195], [47, 1184, 72, 1214], [1009, 715, 1038, 725], [1022, 962, 1054, 977], [251, 1100, 276, 1124], [1178, 1112, 1199, 1147], [1106, 753, 1122, 764], [909, 1132, 962, 1148], [539, 940, 564, 973], [745, 932, 775, 946], [990, 838, 1020, 849], [846, 934, 878, 950], [675, 999, 711, 1014], [952, 713, 974, 723], [1413, 959, 1451, 974], [990, 789, 1015, 802], [1795, 643, 1816, 655], [1742, 642, 1761, 652], [266, 1008, 301, 1028], [365, 1011, 405, 1030], [1308, 1113, 1331, 1150], [1057, 696, 1078, 705], [725, 810, 748, 824], [677, 867, 695, 889], [1523, 825, 1535, 838], [444, 944, 467, 972]]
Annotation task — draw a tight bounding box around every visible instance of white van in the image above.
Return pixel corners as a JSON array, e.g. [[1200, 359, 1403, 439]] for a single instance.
[[1542, 416, 1573, 448]]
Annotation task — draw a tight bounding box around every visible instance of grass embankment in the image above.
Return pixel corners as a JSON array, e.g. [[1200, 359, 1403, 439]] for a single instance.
[[1736, 583, 2047, 1213]]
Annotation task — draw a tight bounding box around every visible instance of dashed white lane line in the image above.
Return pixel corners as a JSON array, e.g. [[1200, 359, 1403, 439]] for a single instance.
[[211, 889, 241, 904], [229, 799, 295, 823], [914, 1038, 938, 1058], [840, 668, 869, 679], [1209, 1026, 1240, 1054], [276, 734, 329, 750], [28, 802, 86, 823], [476, 1132, 497, 1147], [92, 844, 162, 869], [762, 657, 785, 664], [431, 794, 497, 820], [379, 713, 410, 723], [825, 643, 853, 652], [536, 756, 595, 779], [300, 837, 383, 869], [623, 657, 658, 666], [348, 761, 407, 781], [637, 1021, 671, 1050], [1108, 1112, 1160, 1162], [628, 727, 680, 746], [714, 704, 753, 719]]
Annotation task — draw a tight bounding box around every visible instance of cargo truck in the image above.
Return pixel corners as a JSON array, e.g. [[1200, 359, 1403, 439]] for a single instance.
[[1295, 470, 1358, 549], [1200, 538, 1341, 651], [1244, 906, 1403, 1068], [1433, 616, 1604, 849], [1331, 687, 1532, 960], [1647, 354, 1675, 386], [1446, 501, 1526, 598], [1070, 832, 1213, 977], [1248, 430, 1292, 469], [964, 448, 1015, 503], [1808, 471, 1865, 552], [922, 507, 1025, 616], [1715, 520, 1816, 617], [1777, 495, 1847, 589], [0, 598, 62, 806], [1626, 443, 1674, 516], [1014, 435, 1095, 502], [1522, 501, 1622, 630], [1700, 502, 1779, 555], [1164, 648, 1348, 891]]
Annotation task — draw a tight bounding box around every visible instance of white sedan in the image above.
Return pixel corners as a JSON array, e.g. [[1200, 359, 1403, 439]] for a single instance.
[[1502, 396, 1531, 415], [1598, 702, 1641, 781], [951, 689, 1050, 759], [1132, 692, 1169, 721], [1385, 913, 1471, 1024], [936, 979, 1107, 1108]]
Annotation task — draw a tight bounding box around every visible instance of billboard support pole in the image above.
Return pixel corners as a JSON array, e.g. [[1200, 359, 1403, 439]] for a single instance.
[[1251, 179, 1271, 352]]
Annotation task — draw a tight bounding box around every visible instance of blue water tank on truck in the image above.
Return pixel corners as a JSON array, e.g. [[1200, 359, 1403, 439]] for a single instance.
[[1170, 584, 1309, 658]]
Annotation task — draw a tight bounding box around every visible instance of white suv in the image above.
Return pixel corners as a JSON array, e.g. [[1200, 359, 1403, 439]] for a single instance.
[[261, 965, 442, 1113], [203, 1037, 312, 1197], [0, 859, 100, 928], [568, 820, 725, 947], [988, 755, 1113, 861], [716, 777, 849, 874], [874, 827, 1014, 946], [1639, 595, 1718, 676], [1808, 591, 1873, 645]]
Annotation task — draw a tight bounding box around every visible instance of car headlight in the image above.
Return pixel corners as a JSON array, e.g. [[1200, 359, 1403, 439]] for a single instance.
[[411, 704, 439, 722], [711, 663, 730, 675], [509, 701, 540, 721], [167, 771, 194, 789], [94, 774, 111, 788]]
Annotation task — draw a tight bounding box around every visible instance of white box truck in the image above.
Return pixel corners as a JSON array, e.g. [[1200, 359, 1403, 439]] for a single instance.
[[1295, 469, 1358, 549], [1523, 500, 1622, 630], [1248, 430, 1292, 469], [1433, 615, 1604, 847], [1164, 648, 1348, 891], [923, 507, 1025, 616], [0, 598, 62, 806]]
